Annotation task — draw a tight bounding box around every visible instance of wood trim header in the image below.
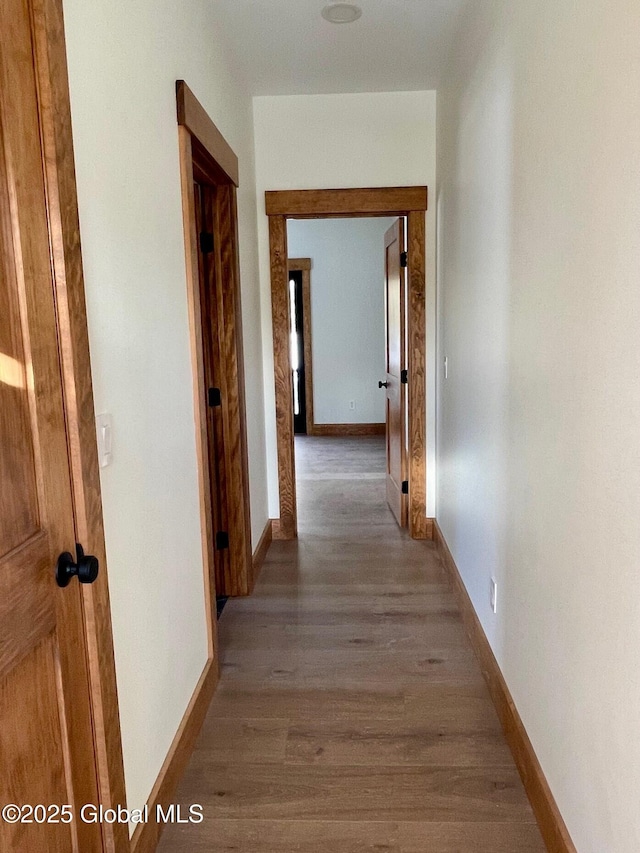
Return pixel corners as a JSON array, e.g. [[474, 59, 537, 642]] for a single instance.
[[176, 80, 239, 186], [265, 186, 428, 218], [288, 257, 312, 271]]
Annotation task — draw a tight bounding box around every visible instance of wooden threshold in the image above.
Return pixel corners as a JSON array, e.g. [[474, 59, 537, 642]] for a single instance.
[[433, 521, 576, 853]]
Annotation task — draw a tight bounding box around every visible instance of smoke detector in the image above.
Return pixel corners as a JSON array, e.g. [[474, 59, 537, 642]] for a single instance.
[[321, 3, 362, 24]]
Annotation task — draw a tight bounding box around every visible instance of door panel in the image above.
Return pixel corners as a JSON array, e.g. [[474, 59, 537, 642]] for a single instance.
[[194, 182, 231, 596], [0, 0, 101, 848], [0, 268, 39, 551], [384, 219, 407, 527], [1, 640, 72, 852]]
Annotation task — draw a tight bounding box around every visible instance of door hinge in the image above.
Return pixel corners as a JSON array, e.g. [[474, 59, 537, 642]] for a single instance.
[[200, 231, 214, 254], [215, 531, 229, 550], [401, 480, 409, 495], [208, 387, 222, 407], [400, 251, 408, 268], [401, 369, 408, 384]]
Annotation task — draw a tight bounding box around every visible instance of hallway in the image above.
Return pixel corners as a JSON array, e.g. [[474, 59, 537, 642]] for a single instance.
[[159, 437, 545, 851]]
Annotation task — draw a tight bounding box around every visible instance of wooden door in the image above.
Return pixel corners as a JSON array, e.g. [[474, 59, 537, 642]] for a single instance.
[[194, 182, 232, 598], [383, 219, 407, 527], [0, 0, 102, 849]]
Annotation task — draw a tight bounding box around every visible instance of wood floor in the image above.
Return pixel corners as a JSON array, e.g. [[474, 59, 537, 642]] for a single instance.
[[158, 436, 545, 852]]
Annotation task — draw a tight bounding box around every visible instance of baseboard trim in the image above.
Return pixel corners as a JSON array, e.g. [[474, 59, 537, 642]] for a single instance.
[[251, 518, 273, 587], [130, 659, 218, 853], [309, 423, 385, 436], [432, 521, 576, 853]]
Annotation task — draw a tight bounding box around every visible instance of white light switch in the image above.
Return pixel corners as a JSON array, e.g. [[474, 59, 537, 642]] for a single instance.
[[96, 413, 113, 468]]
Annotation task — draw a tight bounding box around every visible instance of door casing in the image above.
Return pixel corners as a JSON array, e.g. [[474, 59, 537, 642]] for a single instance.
[[266, 187, 430, 541], [2, 0, 129, 849], [176, 80, 253, 612]]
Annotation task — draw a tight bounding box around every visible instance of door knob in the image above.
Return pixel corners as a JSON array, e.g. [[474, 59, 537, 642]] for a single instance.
[[378, 381, 389, 388], [56, 544, 99, 588]]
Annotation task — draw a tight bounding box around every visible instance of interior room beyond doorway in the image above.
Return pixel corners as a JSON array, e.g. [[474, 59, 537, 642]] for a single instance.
[[287, 217, 395, 438], [287, 216, 406, 526], [288, 214, 403, 539]]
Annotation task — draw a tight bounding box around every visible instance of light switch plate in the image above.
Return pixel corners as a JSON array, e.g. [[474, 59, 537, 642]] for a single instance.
[[96, 413, 113, 468]]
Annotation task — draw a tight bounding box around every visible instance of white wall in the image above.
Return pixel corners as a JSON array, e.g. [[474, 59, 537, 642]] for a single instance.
[[253, 90, 437, 515], [287, 218, 396, 425], [62, 0, 268, 822], [437, 2, 640, 850]]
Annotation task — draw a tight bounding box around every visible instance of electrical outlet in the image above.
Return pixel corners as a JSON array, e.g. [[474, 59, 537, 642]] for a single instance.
[[444, 356, 449, 379], [490, 578, 498, 614], [349, 400, 356, 410]]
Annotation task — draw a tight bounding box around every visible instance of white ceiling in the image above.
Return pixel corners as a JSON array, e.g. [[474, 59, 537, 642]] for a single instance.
[[213, 0, 470, 96]]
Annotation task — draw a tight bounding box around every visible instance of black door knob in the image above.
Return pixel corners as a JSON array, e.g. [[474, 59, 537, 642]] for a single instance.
[[56, 544, 99, 588], [378, 381, 389, 388]]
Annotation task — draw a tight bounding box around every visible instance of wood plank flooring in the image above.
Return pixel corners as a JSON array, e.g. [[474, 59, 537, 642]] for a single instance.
[[158, 437, 545, 852]]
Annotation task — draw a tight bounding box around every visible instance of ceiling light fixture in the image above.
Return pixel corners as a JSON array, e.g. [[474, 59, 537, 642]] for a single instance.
[[321, 3, 362, 24]]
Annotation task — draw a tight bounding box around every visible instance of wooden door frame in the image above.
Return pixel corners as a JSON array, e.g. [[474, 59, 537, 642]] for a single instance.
[[266, 187, 429, 540], [21, 0, 129, 849], [287, 258, 315, 435], [176, 80, 253, 614]]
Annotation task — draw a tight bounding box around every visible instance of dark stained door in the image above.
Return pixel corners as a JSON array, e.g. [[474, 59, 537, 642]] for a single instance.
[[194, 182, 231, 598]]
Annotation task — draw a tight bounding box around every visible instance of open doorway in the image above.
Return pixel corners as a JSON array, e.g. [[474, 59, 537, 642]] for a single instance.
[[288, 260, 313, 435], [267, 187, 430, 541], [287, 216, 395, 533]]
